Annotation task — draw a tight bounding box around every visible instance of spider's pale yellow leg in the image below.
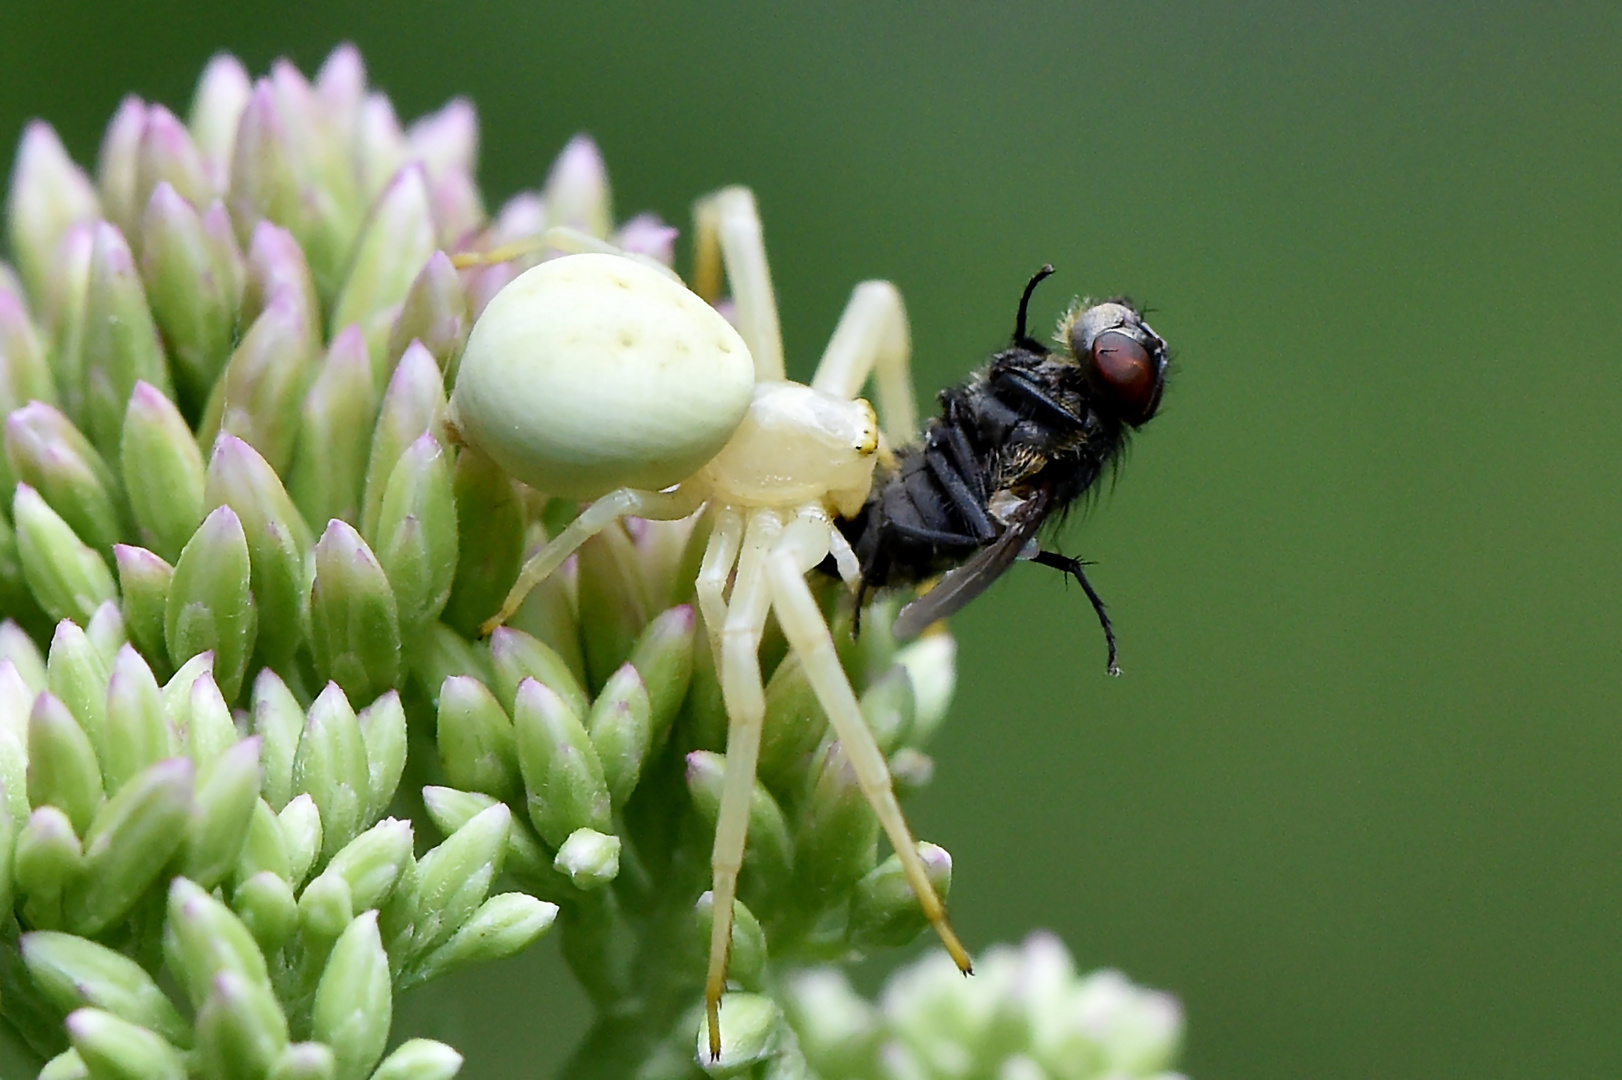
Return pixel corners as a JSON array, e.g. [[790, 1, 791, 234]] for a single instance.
[[693, 187, 785, 381], [695, 506, 744, 671], [810, 280, 916, 444], [704, 510, 783, 1059], [450, 225, 685, 286], [765, 510, 972, 974], [481, 484, 707, 636]]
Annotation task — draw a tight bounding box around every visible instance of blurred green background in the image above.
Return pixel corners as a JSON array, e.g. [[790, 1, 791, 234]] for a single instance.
[[3, 1, 1618, 1077]]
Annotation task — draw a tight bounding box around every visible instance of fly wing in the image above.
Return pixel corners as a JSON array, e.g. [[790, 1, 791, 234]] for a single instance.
[[891, 489, 1051, 641]]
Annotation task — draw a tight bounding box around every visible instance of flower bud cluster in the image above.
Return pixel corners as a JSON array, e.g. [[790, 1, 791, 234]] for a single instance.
[[0, 611, 553, 1079], [779, 932, 1186, 1080]]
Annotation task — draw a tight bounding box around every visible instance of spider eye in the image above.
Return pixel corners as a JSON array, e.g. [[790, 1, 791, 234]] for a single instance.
[[1088, 330, 1162, 424]]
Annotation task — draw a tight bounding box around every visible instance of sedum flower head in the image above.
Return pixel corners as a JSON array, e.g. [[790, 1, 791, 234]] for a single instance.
[[0, 43, 1183, 1080]]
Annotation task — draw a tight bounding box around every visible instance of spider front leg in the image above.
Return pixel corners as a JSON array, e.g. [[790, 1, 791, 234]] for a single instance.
[[704, 509, 784, 1058], [480, 483, 708, 635], [811, 279, 917, 444], [693, 186, 785, 380], [765, 510, 972, 972]]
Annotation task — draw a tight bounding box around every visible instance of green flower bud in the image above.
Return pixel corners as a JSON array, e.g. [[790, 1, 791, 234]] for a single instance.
[[79, 221, 172, 457], [163, 876, 275, 1012], [38, 1050, 89, 1080], [4, 402, 123, 557], [193, 969, 292, 1080], [292, 682, 369, 858], [887, 747, 935, 799], [139, 188, 242, 411], [695, 892, 766, 992], [165, 504, 257, 701], [114, 546, 173, 679], [407, 97, 476, 181], [181, 670, 240, 768], [576, 527, 650, 690], [103, 645, 176, 792], [385, 252, 468, 381], [626, 605, 696, 751], [115, 384, 205, 562], [97, 97, 147, 238], [0, 672, 30, 828], [6, 120, 100, 304], [251, 667, 305, 810], [792, 740, 878, 911], [543, 134, 612, 239], [19, 931, 190, 1047], [420, 785, 553, 889], [512, 676, 610, 847], [860, 665, 916, 758], [46, 620, 111, 771], [65, 1007, 187, 1080], [357, 691, 407, 821], [375, 432, 458, 645], [300, 817, 413, 939], [846, 842, 952, 953], [65, 757, 193, 935], [504, 559, 583, 686], [311, 910, 391, 1080], [354, 96, 407, 211], [331, 164, 436, 377], [185, 736, 263, 888], [685, 751, 793, 903], [234, 870, 298, 956], [0, 281, 55, 417], [410, 802, 509, 957], [440, 448, 524, 637], [308, 521, 401, 705], [15, 805, 82, 924], [1, 617, 48, 691], [47, 222, 96, 408], [278, 793, 323, 887], [314, 46, 366, 149], [84, 597, 127, 664], [159, 650, 214, 746], [203, 288, 316, 474], [188, 53, 252, 187], [234, 798, 291, 882], [409, 623, 492, 708], [289, 325, 375, 529], [269, 1042, 337, 1080], [228, 79, 357, 302], [202, 433, 310, 671], [28, 690, 104, 835], [133, 106, 213, 226], [586, 663, 652, 806], [490, 626, 589, 722], [368, 1039, 464, 1080], [361, 342, 445, 543], [552, 825, 619, 890], [405, 891, 556, 990], [240, 221, 318, 333], [0, 773, 14, 913], [14, 484, 118, 625], [758, 654, 827, 796], [435, 675, 519, 801], [696, 993, 782, 1077]]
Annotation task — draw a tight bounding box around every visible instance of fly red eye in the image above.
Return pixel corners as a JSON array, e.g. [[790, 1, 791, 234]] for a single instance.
[[1089, 330, 1161, 422]]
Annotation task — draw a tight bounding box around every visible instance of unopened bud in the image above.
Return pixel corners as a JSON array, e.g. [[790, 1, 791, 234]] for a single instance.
[[7, 120, 101, 302], [311, 910, 391, 1080], [114, 546, 174, 678], [65, 758, 193, 936], [233, 870, 298, 956], [65, 1007, 188, 1080], [361, 341, 445, 542], [288, 324, 374, 528], [490, 626, 590, 721], [188, 53, 252, 188], [134, 105, 213, 225], [278, 793, 323, 887], [300, 817, 414, 938], [695, 891, 766, 991], [13, 484, 117, 624], [165, 504, 256, 701], [575, 526, 651, 689], [625, 604, 696, 751], [140, 186, 242, 409], [331, 164, 436, 378], [685, 751, 793, 901], [411, 802, 510, 955], [45, 620, 111, 771], [369, 1039, 465, 1080], [203, 289, 316, 474], [386, 252, 468, 381], [184, 737, 263, 889], [543, 134, 612, 239], [251, 667, 305, 810], [440, 448, 524, 637], [28, 690, 103, 835], [192, 969, 292, 1080], [79, 221, 171, 457], [308, 521, 402, 705], [121, 382, 206, 562], [552, 826, 619, 890], [5, 401, 124, 557], [436, 675, 520, 801], [163, 876, 275, 1012], [291, 682, 369, 859], [20, 930, 190, 1047], [102, 645, 174, 791], [846, 842, 953, 952], [375, 432, 458, 645], [96, 97, 147, 236], [0, 284, 55, 413], [695, 992, 783, 1076], [511, 676, 610, 847]]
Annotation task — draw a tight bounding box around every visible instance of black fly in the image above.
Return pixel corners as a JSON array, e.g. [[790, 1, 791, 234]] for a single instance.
[[838, 266, 1168, 674]]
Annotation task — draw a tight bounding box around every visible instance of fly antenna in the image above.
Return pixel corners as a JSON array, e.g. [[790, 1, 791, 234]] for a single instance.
[[1014, 265, 1056, 349]]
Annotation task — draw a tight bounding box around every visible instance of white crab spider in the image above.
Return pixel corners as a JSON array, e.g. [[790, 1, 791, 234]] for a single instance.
[[450, 188, 968, 1058]]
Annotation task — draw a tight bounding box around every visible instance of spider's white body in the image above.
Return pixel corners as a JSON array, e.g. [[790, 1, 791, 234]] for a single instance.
[[453, 188, 968, 1059]]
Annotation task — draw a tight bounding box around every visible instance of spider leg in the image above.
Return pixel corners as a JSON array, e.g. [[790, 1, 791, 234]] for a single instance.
[[695, 506, 744, 671], [766, 510, 973, 974], [449, 224, 684, 284], [693, 187, 785, 381], [480, 483, 708, 635], [704, 509, 783, 1059], [810, 280, 917, 444]]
